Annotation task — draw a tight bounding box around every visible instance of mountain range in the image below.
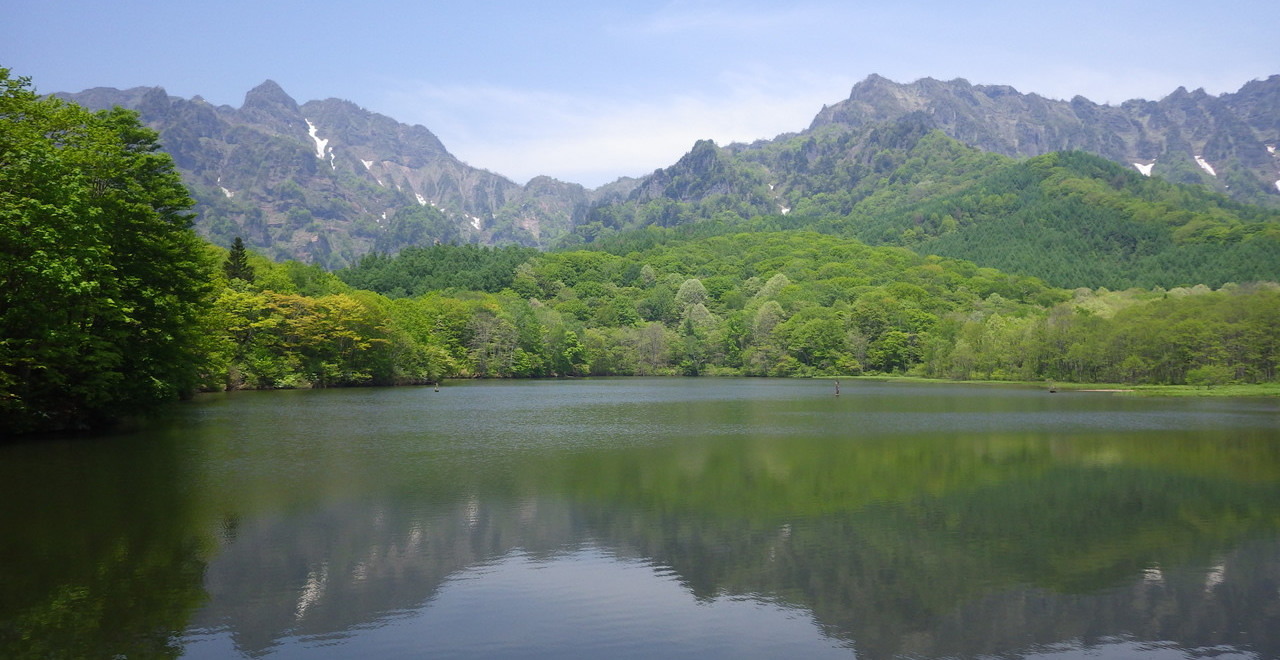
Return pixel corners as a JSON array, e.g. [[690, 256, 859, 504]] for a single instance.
[[61, 80, 631, 266], [60, 74, 1280, 271], [813, 74, 1280, 199]]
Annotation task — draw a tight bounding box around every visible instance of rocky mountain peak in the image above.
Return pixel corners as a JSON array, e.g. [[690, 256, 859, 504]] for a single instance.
[[58, 79, 614, 265], [846, 73, 919, 106], [235, 80, 306, 139], [807, 74, 1279, 206], [137, 86, 173, 118], [848, 73, 893, 95], [243, 80, 298, 112], [1230, 75, 1280, 138]]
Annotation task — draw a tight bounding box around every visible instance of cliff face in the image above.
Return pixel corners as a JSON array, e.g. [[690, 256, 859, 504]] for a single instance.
[[61, 82, 599, 266], [811, 75, 1280, 206]]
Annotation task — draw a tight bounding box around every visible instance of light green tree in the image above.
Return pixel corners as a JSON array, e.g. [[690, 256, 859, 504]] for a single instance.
[[560, 330, 589, 376]]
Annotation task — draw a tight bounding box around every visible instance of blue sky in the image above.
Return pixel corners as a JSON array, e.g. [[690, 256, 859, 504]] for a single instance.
[[7, 0, 1277, 187]]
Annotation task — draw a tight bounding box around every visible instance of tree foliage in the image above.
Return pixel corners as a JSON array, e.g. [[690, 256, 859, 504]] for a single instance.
[[1, 70, 216, 433], [204, 226, 1280, 391], [336, 243, 538, 297]]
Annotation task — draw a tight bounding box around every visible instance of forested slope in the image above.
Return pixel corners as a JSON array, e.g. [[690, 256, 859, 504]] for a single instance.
[[572, 126, 1280, 289], [210, 233, 1280, 390]]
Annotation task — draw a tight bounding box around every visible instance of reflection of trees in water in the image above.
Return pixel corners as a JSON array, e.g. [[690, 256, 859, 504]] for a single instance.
[[0, 436, 210, 660], [918, 542, 1280, 660], [190, 427, 1280, 658], [569, 449, 1280, 659], [603, 509, 1280, 660], [8, 418, 1278, 660], [191, 472, 1280, 659]]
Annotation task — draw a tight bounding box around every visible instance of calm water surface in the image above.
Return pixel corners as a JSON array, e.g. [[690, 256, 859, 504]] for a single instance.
[[3, 379, 1279, 659]]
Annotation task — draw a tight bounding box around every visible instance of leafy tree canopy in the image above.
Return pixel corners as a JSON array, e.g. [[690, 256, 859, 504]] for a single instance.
[[0, 69, 216, 433]]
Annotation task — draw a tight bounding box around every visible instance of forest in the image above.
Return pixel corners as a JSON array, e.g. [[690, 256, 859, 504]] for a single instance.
[[206, 234, 1279, 393], [4, 69, 1280, 434], [567, 129, 1280, 290], [194, 227, 1280, 391]]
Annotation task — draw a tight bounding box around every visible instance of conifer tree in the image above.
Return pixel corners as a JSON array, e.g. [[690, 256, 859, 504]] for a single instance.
[[224, 236, 255, 283]]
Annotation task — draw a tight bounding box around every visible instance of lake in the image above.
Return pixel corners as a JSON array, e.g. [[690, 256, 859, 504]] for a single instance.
[[2, 378, 1279, 659]]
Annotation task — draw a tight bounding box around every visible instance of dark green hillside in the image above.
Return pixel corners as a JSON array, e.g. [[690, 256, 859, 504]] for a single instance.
[[575, 126, 1280, 289], [877, 150, 1280, 289], [337, 243, 540, 297]]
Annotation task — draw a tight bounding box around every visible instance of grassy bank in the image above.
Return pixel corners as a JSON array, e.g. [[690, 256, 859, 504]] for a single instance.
[[830, 375, 1280, 397]]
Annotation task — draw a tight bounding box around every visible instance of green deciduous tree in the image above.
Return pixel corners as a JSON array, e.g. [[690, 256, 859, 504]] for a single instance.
[[1, 70, 216, 433], [559, 330, 589, 376]]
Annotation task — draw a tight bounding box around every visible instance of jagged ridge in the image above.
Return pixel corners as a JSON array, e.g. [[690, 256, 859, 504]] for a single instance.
[[61, 82, 636, 267], [58, 73, 1280, 269], [811, 74, 1280, 205]]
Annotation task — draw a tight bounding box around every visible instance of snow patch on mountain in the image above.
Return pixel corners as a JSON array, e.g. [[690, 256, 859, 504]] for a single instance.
[[1194, 156, 1217, 177], [304, 119, 328, 159], [1268, 145, 1276, 155], [361, 159, 373, 170], [1133, 162, 1154, 176], [416, 193, 427, 206], [220, 186, 235, 198]]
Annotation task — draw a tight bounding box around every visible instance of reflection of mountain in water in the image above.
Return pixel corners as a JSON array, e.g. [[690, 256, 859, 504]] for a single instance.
[[8, 385, 1278, 659], [890, 541, 1280, 660], [190, 496, 583, 654], [602, 505, 1280, 659], [191, 447, 1280, 659]]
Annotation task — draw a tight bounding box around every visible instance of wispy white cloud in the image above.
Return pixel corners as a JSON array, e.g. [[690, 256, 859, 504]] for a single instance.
[[380, 69, 851, 188]]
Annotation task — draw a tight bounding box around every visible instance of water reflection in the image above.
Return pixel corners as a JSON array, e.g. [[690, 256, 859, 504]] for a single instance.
[[2, 380, 1279, 659], [182, 491, 1280, 660], [187, 548, 853, 660], [0, 433, 210, 660]]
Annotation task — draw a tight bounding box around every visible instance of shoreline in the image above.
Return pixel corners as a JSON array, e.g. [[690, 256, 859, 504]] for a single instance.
[[201, 374, 1280, 399], [831, 375, 1280, 398]]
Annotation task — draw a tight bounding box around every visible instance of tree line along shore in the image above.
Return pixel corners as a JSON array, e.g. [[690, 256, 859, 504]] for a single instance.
[[4, 69, 1278, 434]]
